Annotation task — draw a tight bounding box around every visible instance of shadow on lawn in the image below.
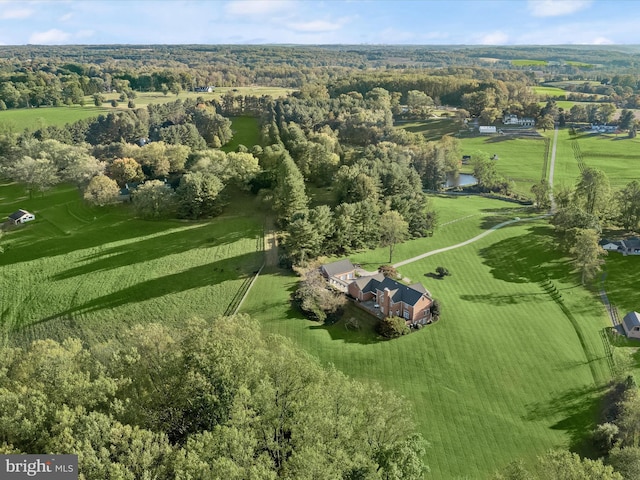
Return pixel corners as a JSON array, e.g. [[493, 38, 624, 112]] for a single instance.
[[524, 384, 609, 455], [479, 225, 571, 284], [36, 252, 262, 323], [52, 226, 256, 281], [460, 291, 548, 306]]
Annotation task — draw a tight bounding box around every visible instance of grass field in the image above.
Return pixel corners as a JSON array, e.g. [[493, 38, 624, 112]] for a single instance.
[[241, 195, 612, 479], [511, 59, 548, 66], [459, 136, 548, 196], [0, 87, 292, 131], [395, 118, 461, 141], [549, 129, 640, 190], [221, 116, 262, 152], [533, 86, 567, 99], [0, 182, 264, 346]]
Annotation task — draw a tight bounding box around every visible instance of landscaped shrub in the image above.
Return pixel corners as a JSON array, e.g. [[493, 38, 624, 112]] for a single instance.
[[378, 316, 410, 338], [436, 266, 450, 278], [294, 269, 346, 324]]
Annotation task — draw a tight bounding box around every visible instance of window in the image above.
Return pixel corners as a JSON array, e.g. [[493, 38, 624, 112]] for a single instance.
[[403, 310, 409, 319]]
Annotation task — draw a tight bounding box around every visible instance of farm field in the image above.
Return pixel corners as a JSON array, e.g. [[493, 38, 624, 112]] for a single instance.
[[550, 129, 640, 189], [0, 87, 293, 131], [533, 86, 567, 98], [0, 182, 264, 347], [511, 59, 547, 66], [241, 195, 612, 479], [459, 136, 548, 196]]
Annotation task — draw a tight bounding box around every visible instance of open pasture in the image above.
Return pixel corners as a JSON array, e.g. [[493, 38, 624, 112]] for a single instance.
[[395, 118, 461, 141], [459, 136, 548, 196], [0, 87, 292, 131], [533, 86, 567, 99], [0, 182, 264, 346], [511, 59, 548, 66], [241, 196, 611, 479]]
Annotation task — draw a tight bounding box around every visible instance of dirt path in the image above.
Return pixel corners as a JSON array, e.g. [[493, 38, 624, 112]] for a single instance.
[[393, 214, 550, 268]]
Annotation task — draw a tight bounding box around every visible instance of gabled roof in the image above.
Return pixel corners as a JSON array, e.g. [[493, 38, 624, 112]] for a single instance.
[[322, 259, 356, 277], [623, 312, 640, 331], [352, 273, 384, 293], [621, 239, 640, 250], [599, 239, 619, 246], [8, 209, 31, 220], [377, 277, 430, 307]]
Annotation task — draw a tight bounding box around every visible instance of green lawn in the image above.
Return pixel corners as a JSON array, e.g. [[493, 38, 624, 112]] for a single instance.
[[221, 116, 262, 152], [241, 196, 611, 479], [533, 86, 567, 99], [459, 136, 548, 196], [550, 129, 640, 190], [0, 182, 264, 347], [395, 118, 461, 141]]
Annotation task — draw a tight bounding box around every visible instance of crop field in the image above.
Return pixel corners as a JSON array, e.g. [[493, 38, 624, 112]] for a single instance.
[[0, 182, 264, 347], [241, 195, 611, 479], [459, 136, 548, 196], [0, 87, 293, 131], [533, 86, 567, 98], [550, 129, 640, 189]]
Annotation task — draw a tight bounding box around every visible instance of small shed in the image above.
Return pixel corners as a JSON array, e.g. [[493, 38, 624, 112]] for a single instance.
[[622, 312, 640, 339], [599, 239, 621, 251], [8, 209, 35, 225]]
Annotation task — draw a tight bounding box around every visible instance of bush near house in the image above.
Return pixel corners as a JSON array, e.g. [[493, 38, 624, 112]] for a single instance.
[[294, 269, 346, 324], [378, 315, 410, 338]]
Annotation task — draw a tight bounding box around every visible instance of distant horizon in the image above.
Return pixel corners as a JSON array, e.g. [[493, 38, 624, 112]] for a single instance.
[[1, 0, 639, 46]]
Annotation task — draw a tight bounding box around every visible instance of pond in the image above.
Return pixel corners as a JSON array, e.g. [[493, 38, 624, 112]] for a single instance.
[[445, 173, 478, 188]]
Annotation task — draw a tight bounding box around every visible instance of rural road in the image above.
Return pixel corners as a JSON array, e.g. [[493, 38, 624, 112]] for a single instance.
[[548, 125, 559, 213], [393, 214, 550, 268]]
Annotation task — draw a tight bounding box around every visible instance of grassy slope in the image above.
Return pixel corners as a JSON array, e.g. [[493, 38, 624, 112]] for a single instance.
[[241, 195, 611, 480], [0, 182, 263, 346], [222, 116, 262, 152], [395, 118, 461, 141], [459, 137, 548, 196], [533, 86, 567, 98]]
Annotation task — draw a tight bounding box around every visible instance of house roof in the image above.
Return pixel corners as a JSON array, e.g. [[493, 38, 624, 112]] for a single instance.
[[621, 239, 640, 250], [322, 259, 356, 277], [8, 209, 31, 220], [623, 312, 640, 331], [377, 277, 430, 307], [352, 273, 384, 293]]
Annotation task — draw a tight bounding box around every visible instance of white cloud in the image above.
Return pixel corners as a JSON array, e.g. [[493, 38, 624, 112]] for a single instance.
[[0, 7, 33, 19], [288, 18, 347, 33], [528, 0, 592, 17], [225, 0, 294, 16], [59, 12, 73, 22], [479, 31, 509, 45], [29, 29, 71, 44], [590, 36, 613, 45]]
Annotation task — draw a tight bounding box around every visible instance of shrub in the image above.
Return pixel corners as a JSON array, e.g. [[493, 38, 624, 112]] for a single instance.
[[110, 99, 118, 107], [378, 264, 398, 278], [435, 266, 450, 278], [294, 269, 346, 324], [378, 316, 410, 338]]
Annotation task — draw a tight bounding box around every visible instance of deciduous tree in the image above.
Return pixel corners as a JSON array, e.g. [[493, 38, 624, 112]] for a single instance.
[[569, 228, 606, 285], [379, 210, 409, 263], [83, 175, 120, 206]]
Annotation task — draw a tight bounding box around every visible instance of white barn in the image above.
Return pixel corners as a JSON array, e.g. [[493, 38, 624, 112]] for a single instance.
[[8, 209, 35, 225]]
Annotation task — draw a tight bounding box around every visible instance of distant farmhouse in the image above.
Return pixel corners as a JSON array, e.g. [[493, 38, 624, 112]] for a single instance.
[[600, 238, 640, 256], [7, 209, 35, 225], [622, 312, 640, 340], [194, 86, 215, 93], [479, 126, 496, 134], [321, 259, 434, 326], [502, 114, 535, 127]]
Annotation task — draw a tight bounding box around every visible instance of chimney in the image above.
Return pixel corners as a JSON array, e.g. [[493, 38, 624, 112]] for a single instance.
[[384, 287, 391, 315]]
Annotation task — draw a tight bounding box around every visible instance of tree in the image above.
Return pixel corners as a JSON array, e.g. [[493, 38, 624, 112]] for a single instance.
[[285, 214, 321, 266], [294, 269, 346, 323], [379, 210, 409, 263], [537, 450, 622, 480], [569, 228, 606, 285], [92, 93, 105, 106], [132, 180, 176, 219], [531, 180, 551, 210], [378, 316, 410, 338], [108, 157, 144, 186], [273, 152, 309, 226], [175, 171, 224, 219], [618, 109, 635, 130], [10, 155, 58, 198], [435, 267, 450, 278], [83, 175, 120, 206], [378, 264, 398, 279], [618, 180, 640, 231], [575, 167, 611, 219], [538, 114, 555, 132], [608, 447, 640, 480]]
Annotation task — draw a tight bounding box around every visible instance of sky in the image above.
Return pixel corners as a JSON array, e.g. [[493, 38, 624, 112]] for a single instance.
[[0, 0, 637, 46]]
